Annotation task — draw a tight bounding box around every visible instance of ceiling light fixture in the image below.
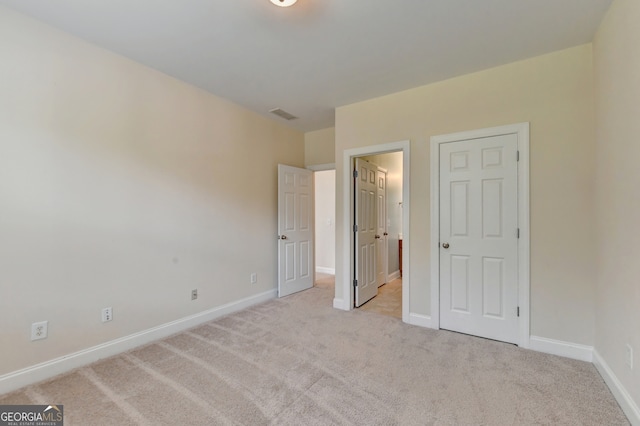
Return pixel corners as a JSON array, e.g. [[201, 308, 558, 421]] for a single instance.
[[270, 0, 297, 7]]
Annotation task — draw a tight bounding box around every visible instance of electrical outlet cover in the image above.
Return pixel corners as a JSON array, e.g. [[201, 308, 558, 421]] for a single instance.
[[102, 307, 113, 322], [31, 321, 48, 341]]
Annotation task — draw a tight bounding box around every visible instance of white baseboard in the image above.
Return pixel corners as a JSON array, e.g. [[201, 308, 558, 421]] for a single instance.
[[528, 335, 594, 362], [387, 270, 401, 281], [316, 267, 336, 275], [593, 350, 640, 425], [407, 312, 432, 328], [333, 298, 349, 310], [0, 289, 277, 395]]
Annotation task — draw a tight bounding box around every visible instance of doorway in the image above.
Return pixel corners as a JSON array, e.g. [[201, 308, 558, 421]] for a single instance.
[[339, 140, 410, 322], [353, 153, 403, 316]]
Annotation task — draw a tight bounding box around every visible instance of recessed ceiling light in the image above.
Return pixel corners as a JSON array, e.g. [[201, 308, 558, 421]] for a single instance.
[[270, 0, 297, 7]]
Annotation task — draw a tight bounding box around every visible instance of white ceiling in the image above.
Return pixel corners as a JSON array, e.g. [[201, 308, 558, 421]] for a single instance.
[[0, 0, 613, 132]]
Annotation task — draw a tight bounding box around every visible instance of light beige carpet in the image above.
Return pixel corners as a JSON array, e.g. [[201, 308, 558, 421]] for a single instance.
[[1, 281, 629, 425]]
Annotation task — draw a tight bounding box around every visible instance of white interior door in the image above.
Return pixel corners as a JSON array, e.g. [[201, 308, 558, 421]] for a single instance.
[[278, 164, 314, 298], [354, 158, 378, 307], [439, 134, 519, 344], [376, 167, 387, 287]]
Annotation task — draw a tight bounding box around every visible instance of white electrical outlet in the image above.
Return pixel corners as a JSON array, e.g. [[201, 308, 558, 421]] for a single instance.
[[102, 307, 113, 322], [250, 273, 257, 284], [191, 289, 198, 300], [626, 344, 633, 369], [31, 321, 48, 341]]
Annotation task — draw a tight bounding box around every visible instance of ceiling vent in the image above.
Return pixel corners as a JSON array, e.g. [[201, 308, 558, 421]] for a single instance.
[[269, 108, 298, 121]]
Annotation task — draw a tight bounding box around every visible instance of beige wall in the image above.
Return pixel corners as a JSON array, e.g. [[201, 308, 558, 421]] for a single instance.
[[593, 0, 640, 408], [305, 127, 335, 167], [0, 6, 304, 376], [335, 44, 596, 345]]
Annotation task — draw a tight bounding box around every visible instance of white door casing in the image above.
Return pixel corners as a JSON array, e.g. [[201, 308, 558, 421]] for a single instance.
[[278, 164, 314, 298], [430, 123, 530, 347], [376, 167, 388, 287], [439, 134, 518, 344], [354, 158, 378, 307]]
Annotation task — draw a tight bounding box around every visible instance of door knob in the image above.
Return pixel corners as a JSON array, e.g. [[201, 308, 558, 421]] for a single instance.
[[383, 232, 388, 236], [375, 235, 381, 239], [280, 235, 287, 240], [442, 243, 449, 249]]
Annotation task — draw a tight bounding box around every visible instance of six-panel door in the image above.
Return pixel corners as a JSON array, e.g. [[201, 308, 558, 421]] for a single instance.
[[278, 165, 314, 298], [355, 158, 378, 307], [439, 134, 519, 344]]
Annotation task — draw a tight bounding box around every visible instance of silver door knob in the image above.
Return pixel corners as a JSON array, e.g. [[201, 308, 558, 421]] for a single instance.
[[442, 243, 449, 249], [280, 235, 287, 240]]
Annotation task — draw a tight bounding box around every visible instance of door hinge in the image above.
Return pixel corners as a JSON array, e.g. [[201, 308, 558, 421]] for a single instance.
[[353, 224, 358, 232], [353, 169, 358, 178], [517, 150, 520, 162], [353, 279, 358, 288], [517, 306, 520, 317], [517, 228, 520, 239]]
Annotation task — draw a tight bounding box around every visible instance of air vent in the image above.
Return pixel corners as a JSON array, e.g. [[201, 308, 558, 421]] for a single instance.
[[269, 108, 298, 121]]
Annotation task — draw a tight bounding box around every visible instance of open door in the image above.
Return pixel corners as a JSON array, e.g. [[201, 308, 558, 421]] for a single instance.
[[354, 158, 378, 307], [278, 164, 314, 297]]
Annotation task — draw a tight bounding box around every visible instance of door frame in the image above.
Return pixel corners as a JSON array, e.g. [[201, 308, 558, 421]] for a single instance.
[[429, 123, 530, 348], [339, 140, 410, 323]]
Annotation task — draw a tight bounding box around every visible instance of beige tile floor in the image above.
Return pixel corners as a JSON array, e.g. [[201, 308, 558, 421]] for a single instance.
[[315, 273, 402, 319], [358, 278, 402, 319]]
